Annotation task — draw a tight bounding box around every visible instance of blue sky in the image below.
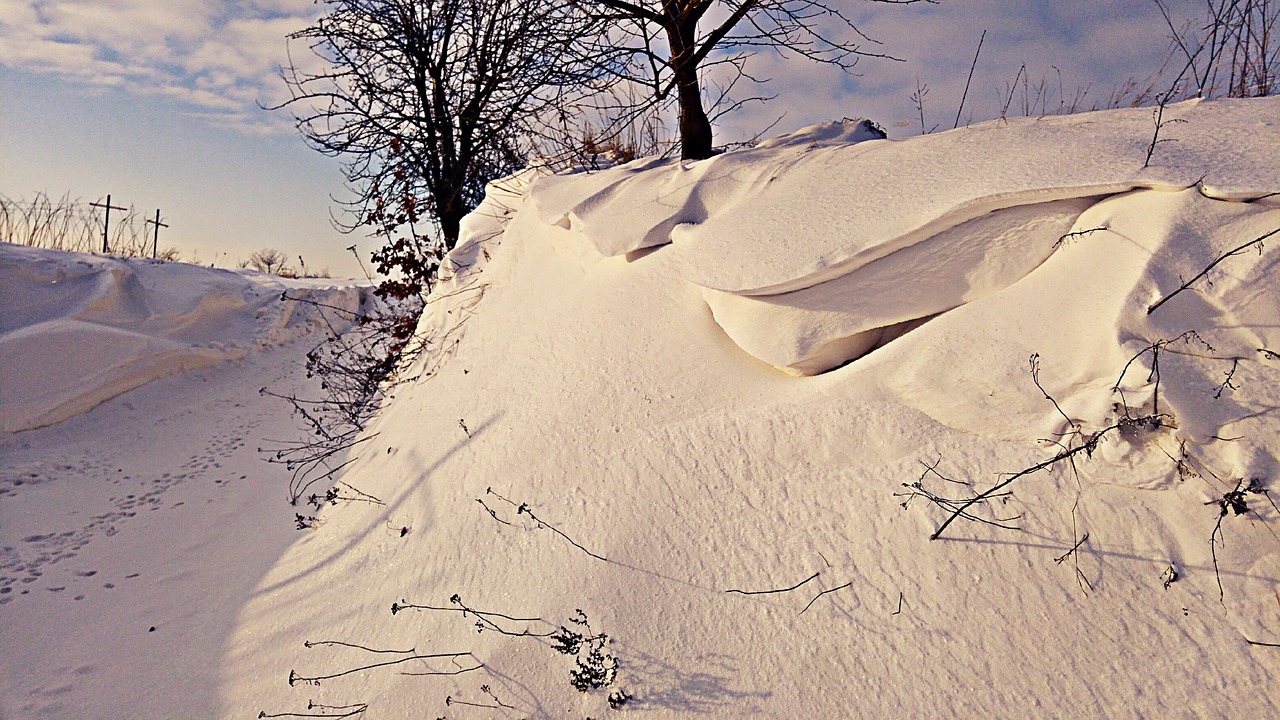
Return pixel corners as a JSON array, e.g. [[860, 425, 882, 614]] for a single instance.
[[0, 1, 1203, 278]]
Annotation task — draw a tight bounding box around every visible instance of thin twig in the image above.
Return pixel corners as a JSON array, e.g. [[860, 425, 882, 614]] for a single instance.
[[1054, 226, 1108, 247], [521, 504, 608, 561], [1214, 357, 1240, 398], [289, 652, 473, 686], [1148, 227, 1279, 314], [1030, 353, 1080, 435], [931, 414, 1166, 540], [726, 571, 819, 596], [392, 594, 555, 638], [1053, 533, 1090, 564], [953, 30, 986, 129], [1209, 478, 1250, 604], [485, 488, 609, 562], [477, 497, 517, 526], [400, 662, 484, 676], [259, 703, 367, 719], [799, 581, 852, 615], [303, 640, 415, 654]]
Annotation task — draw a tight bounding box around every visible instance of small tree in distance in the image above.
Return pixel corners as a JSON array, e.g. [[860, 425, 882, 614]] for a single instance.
[[243, 248, 296, 276]]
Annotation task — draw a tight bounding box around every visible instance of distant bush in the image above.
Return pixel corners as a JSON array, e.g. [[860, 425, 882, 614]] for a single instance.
[[241, 248, 295, 277]]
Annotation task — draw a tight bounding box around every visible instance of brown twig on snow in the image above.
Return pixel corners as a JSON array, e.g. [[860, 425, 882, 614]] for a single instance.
[[1030, 353, 1081, 436], [799, 581, 852, 615], [1207, 478, 1266, 604], [1147, 227, 1279, 314], [726, 571, 820, 596], [303, 640, 414, 654], [484, 488, 609, 562], [288, 652, 475, 686], [446, 685, 514, 710], [929, 413, 1169, 541], [1054, 226, 1108, 248], [896, 459, 1021, 534], [476, 497, 518, 526], [392, 593, 555, 638], [1053, 532, 1095, 593], [258, 700, 369, 718], [1214, 357, 1241, 398], [1112, 331, 1214, 416]]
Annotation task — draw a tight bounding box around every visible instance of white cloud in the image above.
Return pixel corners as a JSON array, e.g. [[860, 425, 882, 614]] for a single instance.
[[0, 0, 315, 133]]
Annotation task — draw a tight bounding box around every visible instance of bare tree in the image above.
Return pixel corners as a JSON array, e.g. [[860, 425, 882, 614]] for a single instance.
[[274, 0, 609, 298], [245, 248, 293, 276], [577, 0, 933, 160]]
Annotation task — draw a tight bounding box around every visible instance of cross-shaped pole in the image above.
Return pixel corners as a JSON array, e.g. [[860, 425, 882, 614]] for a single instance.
[[89, 194, 127, 254], [145, 209, 169, 259]]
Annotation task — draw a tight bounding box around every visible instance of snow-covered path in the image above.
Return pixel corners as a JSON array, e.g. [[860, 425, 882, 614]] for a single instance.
[[0, 326, 325, 718], [0, 250, 362, 719]]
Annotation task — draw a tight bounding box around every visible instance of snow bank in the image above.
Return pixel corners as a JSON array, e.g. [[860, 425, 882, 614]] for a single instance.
[[6, 98, 1280, 720], [215, 98, 1280, 719], [520, 99, 1280, 375], [0, 245, 366, 433]]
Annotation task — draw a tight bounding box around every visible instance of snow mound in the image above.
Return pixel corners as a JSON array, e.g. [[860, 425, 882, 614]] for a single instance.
[[674, 98, 1280, 296], [214, 98, 1280, 719], [0, 245, 366, 433], [9, 99, 1280, 720], [524, 98, 1280, 375]]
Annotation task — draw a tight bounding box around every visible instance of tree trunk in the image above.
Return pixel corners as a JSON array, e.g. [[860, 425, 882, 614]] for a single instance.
[[439, 206, 463, 251], [675, 67, 714, 160], [666, 5, 714, 161]]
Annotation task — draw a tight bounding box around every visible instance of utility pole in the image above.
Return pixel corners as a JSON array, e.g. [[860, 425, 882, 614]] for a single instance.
[[145, 209, 169, 259], [89, 195, 126, 254]]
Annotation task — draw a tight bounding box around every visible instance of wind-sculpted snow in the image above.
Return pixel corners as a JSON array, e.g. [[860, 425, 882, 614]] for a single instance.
[[524, 98, 1280, 375], [529, 119, 888, 257], [0, 245, 365, 432], [532, 98, 1278, 294], [705, 197, 1101, 375], [675, 99, 1280, 295]]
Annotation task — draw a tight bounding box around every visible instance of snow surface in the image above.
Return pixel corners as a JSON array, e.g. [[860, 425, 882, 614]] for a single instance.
[[4, 97, 1280, 719], [0, 246, 367, 433]]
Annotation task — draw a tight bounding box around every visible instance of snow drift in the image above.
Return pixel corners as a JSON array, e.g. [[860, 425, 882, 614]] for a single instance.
[[4, 97, 1280, 719], [532, 100, 1279, 374], [0, 246, 366, 432], [219, 97, 1280, 719]]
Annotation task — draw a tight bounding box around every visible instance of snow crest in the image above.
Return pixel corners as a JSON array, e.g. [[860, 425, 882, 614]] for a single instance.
[[523, 99, 1280, 375]]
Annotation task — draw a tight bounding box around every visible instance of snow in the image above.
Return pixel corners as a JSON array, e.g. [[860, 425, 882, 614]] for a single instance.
[[704, 196, 1101, 375], [4, 96, 1280, 719], [0, 246, 367, 433]]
